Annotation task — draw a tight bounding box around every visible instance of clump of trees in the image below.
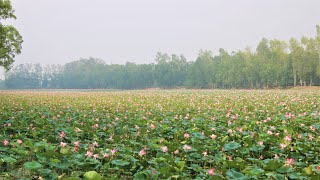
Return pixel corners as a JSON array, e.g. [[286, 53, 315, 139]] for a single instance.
[[4, 25, 320, 89]]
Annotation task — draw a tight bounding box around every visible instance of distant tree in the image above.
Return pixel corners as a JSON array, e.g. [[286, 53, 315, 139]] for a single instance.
[[269, 39, 291, 87], [315, 25, 320, 80], [0, 79, 5, 89], [42, 64, 63, 88], [61, 58, 106, 89], [3, 25, 320, 89], [0, 0, 23, 70], [301, 37, 319, 86], [154, 52, 188, 88], [187, 50, 214, 88], [5, 63, 42, 89]]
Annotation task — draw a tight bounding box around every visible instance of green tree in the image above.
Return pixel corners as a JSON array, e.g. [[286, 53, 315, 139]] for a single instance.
[[0, 0, 23, 70], [269, 39, 291, 87], [315, 25, 320, 80], [301, 37, 318, 85], [5, 63, 42, 89], [187, 50, 214, 88]]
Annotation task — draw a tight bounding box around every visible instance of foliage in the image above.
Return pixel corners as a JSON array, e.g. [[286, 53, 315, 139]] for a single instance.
[[4, 25, 320, 89], [0, 90, 320, 179], [1, 24, 320, 90], [0, 0, 23, 70]]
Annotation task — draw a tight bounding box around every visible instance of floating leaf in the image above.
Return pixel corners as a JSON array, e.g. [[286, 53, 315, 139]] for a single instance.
[[226, 169, 249, 180], [23, 161, 42, 170], [37, 169, 52, 175], [224, 142, 241, 151], [303, 166, 312, 175], [277, 166, 293, 173], [111, 159, 130, 166], [3, 157, 17, 164], [83, 171, 101, 180], [263, 159, 282, 171]]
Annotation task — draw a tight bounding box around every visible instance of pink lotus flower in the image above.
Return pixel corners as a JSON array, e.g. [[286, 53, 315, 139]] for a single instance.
[[280, 143, 287, 150], [259, 155, 263, 159], [310, 126, 316, 132], [111, 148, 117, 156], [274, 154, 279, 159], [297, 134, 302, 138], [208, 168, 215, 176], [17, 139, 23, 144], [184, 133, 190, 139], [202, 151, 208, 156], [161, 146, 168, 153], [251, 133, 255, 138], [152, 169, 157, 175], [73, 146, 79, 152], [258, 141, 263, 146], [93, 154, 99, 160], [73, 141, 80, 147], [285, 158, 295, 166], [150, 124, 156, 130], [60, 142, 67, 147], [85, 151, 93, 157], [228, 129, 233, 134], [74, 127, 82, 132], [93, 124, 99, 129], [267, 130, 273, 135], [103, 153, 109, 158], [308, 134, 314, 141], [3, 139, 9, 146], [174, 149, 179, 155], [284, 135, 292, 142], [183, 145, 192, 151], [92, 141, 99, 147], [59, 131, 66, 138], [210, 134, 217, 140], [139, 149, 146, 156]]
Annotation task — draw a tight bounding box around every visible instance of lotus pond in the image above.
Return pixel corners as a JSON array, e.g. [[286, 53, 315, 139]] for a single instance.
[[0, 90, 320, 179]]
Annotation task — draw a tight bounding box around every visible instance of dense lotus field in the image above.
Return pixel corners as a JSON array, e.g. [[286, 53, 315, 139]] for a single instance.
[[0, 90, 320, 179]]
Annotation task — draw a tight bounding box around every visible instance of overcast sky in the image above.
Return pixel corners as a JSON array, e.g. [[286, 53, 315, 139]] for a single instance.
[[1, 0, 320, 79]]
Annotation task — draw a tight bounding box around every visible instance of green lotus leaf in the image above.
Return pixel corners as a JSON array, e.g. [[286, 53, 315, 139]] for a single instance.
[[23, 161, 42, 170], [224, 142, 241, 151], [83, 171, 101, 180], [226, 169, 249, 180], [111, 159, 130, 166], [3, 157, 17, 163]]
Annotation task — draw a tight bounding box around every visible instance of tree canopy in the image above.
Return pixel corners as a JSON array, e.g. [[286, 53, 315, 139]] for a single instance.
[[0, 0, 23, 70], [3, 25, 320, 89]]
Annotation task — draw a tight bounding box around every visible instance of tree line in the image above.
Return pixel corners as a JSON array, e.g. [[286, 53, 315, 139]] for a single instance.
[[3, 25, 320, 89]]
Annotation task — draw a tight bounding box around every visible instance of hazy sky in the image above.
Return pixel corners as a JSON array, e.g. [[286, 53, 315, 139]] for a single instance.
[[2, 0, 320, 67]]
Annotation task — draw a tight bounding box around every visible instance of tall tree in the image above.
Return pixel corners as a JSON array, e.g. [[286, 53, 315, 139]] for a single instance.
[[315, 25, 320, 79], [0, 0, 23, 70]]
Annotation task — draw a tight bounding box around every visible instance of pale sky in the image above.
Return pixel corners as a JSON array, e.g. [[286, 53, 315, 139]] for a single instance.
[[1, 0, 320, 79]]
